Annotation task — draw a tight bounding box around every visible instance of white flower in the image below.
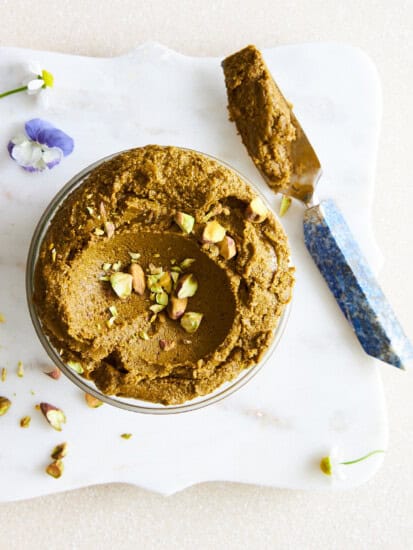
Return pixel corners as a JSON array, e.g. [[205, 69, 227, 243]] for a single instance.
[[24, 63, 54, 96], [319, 447, 346, 480], [9, 134, 62, 172]]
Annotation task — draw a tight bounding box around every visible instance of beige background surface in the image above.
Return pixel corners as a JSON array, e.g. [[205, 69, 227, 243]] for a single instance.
[[0, 1, 412, 548]]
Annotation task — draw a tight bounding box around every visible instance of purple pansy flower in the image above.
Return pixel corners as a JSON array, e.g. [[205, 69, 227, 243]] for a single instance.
[[8, 119, 74, 172]]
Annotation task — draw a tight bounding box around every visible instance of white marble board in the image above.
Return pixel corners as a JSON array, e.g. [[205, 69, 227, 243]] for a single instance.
[[0, 42, 386, 501]]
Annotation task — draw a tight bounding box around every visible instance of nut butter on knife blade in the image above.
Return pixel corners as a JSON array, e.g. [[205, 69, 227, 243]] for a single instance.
[[222, 45, 413, 369]]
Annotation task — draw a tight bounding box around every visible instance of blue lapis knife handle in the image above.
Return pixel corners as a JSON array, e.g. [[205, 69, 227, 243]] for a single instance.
[[303, 199, 413, 369]]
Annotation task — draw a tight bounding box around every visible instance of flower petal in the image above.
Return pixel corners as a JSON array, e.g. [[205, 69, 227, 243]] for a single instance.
[[27, 78, 44, 94], [36, 126, 74, 157], [7, 141, 15, 157], [42, 146, 62, 169], [25, 119, 55, 141], [11, 140, 43, 170]]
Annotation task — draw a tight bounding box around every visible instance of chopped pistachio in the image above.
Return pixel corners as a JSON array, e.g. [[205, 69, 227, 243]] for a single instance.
[[17, 361, 24, 378], [170, 258, 177, 265], [121, 433, 132, 439], [219, 235, 237, 260], [167, 295, 188, 320], [129, 251, 141, 260], [85, 393, 103, 408], [159, 271, 173, 293], [139, 331, 150, 341], [108, 305, 118, 318], [149, 313, 157, 323], [279, 195, 292, 217], [149, 304, 165, 314], [67, 361, 84, 374], [202, 220, 226, 243], [0, 396, 11, 416], [46, 460, 64, 479], [159, 339, 176, 351], [170, 271, 180, 287], [51, 248, 57, 263], [112, 261, 122, 271], [94, 227, 105, 236], [86, 206, 95, 216], [51, 442, 68, 460], [102, 262, 112, 271], [99, 275, 110, 282], [245, 197, 268, 223], [39, 403, 66, 431], [110, 272, 133, 299], [99, 201, 107, 220], [180, 312, 203, 334], [174, 212, 195, 234], [129, 263, 146, 295], [44, 366, 61, 380], [104, 221, 115, 238], [148, 263, 163, 275], [1, 367, 6, 382], [176, 273, 198, 299], [20, 415, 31, 428], [180, 258, 196, 270], [156, 291, 169, 306], [106, 317, 116, 328], [48, 242, 55, 250]]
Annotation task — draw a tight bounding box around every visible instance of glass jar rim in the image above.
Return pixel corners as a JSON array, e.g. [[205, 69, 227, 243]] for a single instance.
[[26, 146, 292, 414]]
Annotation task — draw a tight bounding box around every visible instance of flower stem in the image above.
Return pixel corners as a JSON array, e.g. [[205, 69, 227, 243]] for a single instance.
[[340, 449, 385, 466], [0, 85, 28, 99]]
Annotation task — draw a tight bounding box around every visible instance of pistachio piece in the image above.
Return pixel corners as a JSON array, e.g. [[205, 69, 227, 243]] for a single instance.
[[128, 251, 141, 261], [106, 317, 116, 328], [129, 263, 146, 295], [279, 195, 292, 217], [45, 460, 64, 479], [20, 416, 31, 428], [170, 271, 180, 288], [110, 272, 133, 299], [0, 396, 11, 416], [180, 312, 203, 334], [108, 305, 118, 318], [94, 228, 105, 236], [99, 275, 110, 282], [86, 206, 95, 216], [99, 201, 107, 220], [159, 271, 173, 293], [1, 367, 7, 382], [85, 393, 103, 408], [44, 366, 61, 380], [180, 258, 196, 270], [156, 291, 169, 306], [176, 273, 198, 299], [245, 197, 268, 223], [219, 235, 237, 260], [67, 361, 84, 374], [17, 361, 24, 378], [149, 304, 165, 314], [121, 433, 132, 439], [104, 221, 115, 238], [139, 331, 150, 341], [167, 295, 188, 320], [174, 212, 195, 234], [202, 220, 226, 243], [171, 265, 183, 274], [51, 248, 57, 263], [39, 403, 66, 431], [51, 442, 68, 460], [159, 339, 176, 351], [112, 261, 122, 271], [102, 263, 112, 271]]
